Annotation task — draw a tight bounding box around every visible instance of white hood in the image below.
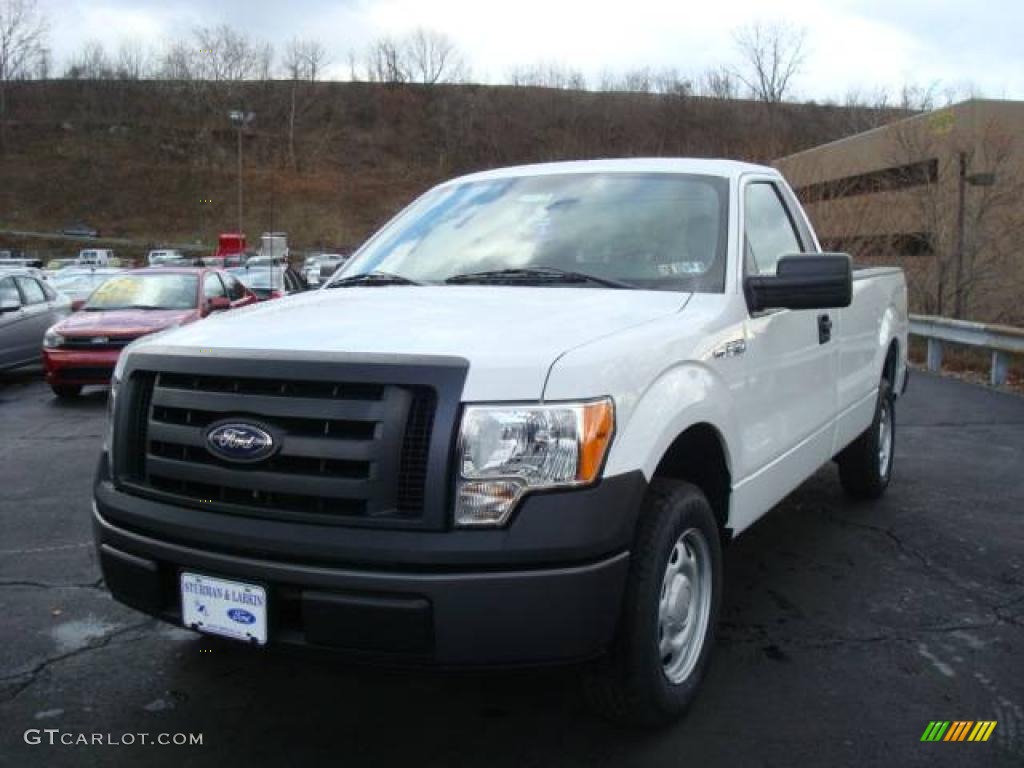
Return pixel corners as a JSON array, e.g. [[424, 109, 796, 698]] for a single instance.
[[140, 286, 688, 400]]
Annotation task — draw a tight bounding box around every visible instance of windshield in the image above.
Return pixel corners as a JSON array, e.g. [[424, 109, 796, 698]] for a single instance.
[[334, 173, 729, 292], [84, 273, 198, 310]]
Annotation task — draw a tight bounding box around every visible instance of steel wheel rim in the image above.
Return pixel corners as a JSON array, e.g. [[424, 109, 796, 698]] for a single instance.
[[878, 400, 892, 477], [658, 527, 712, 684]]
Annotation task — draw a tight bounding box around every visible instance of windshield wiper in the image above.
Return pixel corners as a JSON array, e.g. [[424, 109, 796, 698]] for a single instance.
[[327, 271, 424, 288], [445, 266, 636, 289]]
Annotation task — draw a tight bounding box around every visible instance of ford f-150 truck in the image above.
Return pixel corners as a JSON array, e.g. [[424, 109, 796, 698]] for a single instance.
[[93, 159, 908, 725]]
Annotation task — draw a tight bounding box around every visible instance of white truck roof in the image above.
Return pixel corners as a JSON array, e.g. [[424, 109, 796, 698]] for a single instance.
[[444, 158, 778, 187]]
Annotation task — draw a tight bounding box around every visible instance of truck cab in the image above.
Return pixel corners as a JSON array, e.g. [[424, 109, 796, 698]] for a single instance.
[[93, 159, 907, 726]]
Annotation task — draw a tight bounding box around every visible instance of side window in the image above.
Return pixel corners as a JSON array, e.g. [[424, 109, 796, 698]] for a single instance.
[[203, 273, 226, 299], [744, 183, 804, 276], [15, 276, 47, 305], [40, 280, 57, 301], [222, 273, 246, 301], [0, 277, 20, 305]]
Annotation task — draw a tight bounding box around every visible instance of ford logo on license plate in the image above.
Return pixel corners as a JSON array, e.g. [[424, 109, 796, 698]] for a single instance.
[[205, 421, 278, 463]]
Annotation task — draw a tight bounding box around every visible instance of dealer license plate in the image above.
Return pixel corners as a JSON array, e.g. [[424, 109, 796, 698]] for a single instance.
[[180, 572, 267, 645]]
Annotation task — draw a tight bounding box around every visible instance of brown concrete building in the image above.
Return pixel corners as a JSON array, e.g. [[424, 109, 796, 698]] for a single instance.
[[775, 100, 1024, 324]]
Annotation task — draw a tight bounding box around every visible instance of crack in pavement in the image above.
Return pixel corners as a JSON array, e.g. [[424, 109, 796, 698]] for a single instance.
[[821, 511, 1015, 611], [719, 613, 1018, 651], [0, 577, 104, 590], [0, 618, 155, 704], [6, 434, 103, 441], [0, 542, 92, 556]]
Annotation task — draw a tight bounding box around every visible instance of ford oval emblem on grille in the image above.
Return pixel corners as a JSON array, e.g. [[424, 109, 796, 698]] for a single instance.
[[205, 422, 277, 463]]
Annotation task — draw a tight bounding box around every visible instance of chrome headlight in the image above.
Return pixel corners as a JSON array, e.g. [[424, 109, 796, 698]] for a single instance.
[[43, 329, 65, 348], [455, 399, 614, 528]]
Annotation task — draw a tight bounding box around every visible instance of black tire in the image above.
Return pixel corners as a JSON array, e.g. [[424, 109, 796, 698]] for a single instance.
[[51, 384, 82, 399], [838, 377, 894, 499], [585, 479, 722, 727]]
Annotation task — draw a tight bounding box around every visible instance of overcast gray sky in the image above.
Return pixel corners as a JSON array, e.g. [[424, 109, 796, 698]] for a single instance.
[[42, 0, 1024, 100]]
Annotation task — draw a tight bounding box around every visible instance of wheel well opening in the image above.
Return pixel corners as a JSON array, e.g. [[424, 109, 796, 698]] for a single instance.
[[653, 424, 731, 536], [884, 340, 899, 384]]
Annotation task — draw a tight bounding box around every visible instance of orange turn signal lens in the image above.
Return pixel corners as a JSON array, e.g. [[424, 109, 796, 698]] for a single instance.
[[578, 399, 615, 483]]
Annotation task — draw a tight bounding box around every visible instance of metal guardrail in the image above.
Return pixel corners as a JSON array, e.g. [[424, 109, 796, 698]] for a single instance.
[[910, 314, 1024, 386]]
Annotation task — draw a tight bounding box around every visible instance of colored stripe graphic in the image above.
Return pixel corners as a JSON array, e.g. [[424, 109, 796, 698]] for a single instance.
[[945, 721, 972, 741], [968, 722, 997, 742], [921, 721, 996, 742], [921, 721, 950, 741]]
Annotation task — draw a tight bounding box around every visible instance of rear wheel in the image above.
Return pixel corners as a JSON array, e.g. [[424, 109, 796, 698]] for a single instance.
[[585, 479, 722, 726], [51, 384, 82, 399], [838, 377, 894, 499]]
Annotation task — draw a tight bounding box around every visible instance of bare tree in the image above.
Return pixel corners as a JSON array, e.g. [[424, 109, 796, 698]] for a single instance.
[[283, 37, 329, 82], [696, 67, 739, 100], [733, 21, 806, 103], [0, 0, 47, 150], [64, 40, 113, 79], [283, 37, 330, 169], [403, 27, 466, 84], [115, 38, 148, 80], [157, 39, 196, 80], [32, 43, 47, 78], [363, 36, 408, 83], [507, 62, 586, 90], [193, 25, 273, 82]]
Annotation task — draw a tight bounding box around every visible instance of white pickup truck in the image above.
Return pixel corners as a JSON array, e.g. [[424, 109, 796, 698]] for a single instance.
[[94, 159, 908, 725]]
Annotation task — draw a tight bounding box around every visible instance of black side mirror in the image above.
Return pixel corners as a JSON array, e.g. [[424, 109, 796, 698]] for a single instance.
[[745, 253, 852, 313]]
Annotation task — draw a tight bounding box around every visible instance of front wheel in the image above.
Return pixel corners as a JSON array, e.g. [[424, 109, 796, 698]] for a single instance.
[[838, 377, 894, 499], [585, 479, 722, 727], [51, 384, 82, 399]]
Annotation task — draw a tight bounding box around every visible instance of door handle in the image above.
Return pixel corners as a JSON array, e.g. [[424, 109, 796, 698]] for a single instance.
[[818, 313, 832, 344]]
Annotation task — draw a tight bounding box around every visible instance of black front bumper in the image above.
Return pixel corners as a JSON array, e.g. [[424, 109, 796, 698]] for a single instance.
[[94, 458, 644, 666]]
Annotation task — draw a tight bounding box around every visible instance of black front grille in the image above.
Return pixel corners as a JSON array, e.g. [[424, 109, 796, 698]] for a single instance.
[[57, 365, 114, 381], [63, 336, 138, 349], [112, 355, 464, 531]]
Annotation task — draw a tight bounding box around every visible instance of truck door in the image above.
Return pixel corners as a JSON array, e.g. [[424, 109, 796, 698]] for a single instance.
[[731, 179, 839, 529]]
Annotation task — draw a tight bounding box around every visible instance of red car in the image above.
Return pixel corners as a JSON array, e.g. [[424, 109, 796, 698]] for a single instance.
[[42, 267, 257, 397]]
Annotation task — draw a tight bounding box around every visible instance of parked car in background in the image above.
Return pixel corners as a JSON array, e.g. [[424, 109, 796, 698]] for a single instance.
[[228, 264, 305, 300], [77, 248, 114, 267], [1, 265, 48, 283], [242, 255, 285, 268], [62, 223, 100, 238], [0, 253, 44, 269], [0, 270, 72, 372], [148, 249, 185, 266], [316, 253, 349, 284], [303, 253, 346, 287], [45, 258, 79, 275], [51, 268, 123, 309], [42, 267, 258, 397]]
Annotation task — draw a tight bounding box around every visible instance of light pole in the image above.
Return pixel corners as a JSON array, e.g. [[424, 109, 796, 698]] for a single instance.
[[952, 151, 996, 319], [228, 110, 255, 237]]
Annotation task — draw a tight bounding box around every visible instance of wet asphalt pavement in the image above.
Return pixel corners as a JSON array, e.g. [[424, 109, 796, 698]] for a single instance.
[[0, 366, 1021, 767]]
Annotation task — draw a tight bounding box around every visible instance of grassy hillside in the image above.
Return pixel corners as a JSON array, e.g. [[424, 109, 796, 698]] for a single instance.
[[0, 80, 907, 257]]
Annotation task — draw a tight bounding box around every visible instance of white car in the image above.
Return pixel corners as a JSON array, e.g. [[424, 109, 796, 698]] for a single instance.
[[147, 249, 185, 266], [93, 159, 908, 725]]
